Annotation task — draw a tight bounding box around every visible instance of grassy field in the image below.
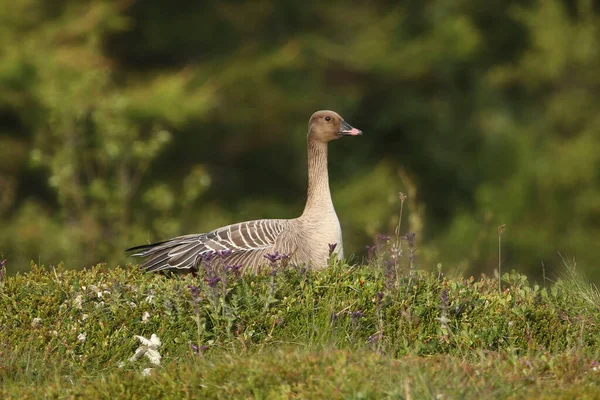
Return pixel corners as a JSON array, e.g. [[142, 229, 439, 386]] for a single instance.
[[1, 253, 599, 399]]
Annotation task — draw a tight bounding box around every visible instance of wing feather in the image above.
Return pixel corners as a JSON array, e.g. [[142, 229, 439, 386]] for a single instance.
[[127, 219, 289, 272]]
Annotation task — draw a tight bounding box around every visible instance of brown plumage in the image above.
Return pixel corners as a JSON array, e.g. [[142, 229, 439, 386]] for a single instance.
[[126, 110, 362, 273]]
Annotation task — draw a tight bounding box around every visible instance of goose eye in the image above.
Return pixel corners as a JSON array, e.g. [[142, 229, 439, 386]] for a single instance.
[[325, 116, 331, 122]]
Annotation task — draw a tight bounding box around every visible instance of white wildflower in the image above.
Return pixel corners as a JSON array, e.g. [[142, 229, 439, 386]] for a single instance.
[[77, 332, 87, 342], [129, 302, 137, 308], [95, 301, 105, 309], [145, 295, 156, 304], [81, 313, 89, 321], [117, 361, 126, 369], [142, 312, 150, 323], [31, 317, 42, 328], [129, 334, 162, 365], [141, 368, 154, 377], [73, 294, 83, 309]]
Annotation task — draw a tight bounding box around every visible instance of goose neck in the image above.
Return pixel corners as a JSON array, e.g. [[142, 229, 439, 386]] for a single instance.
[[302, 139, 334, 217]]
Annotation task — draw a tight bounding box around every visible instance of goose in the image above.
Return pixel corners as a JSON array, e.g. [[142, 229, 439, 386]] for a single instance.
[[126, 110, 362, 273]]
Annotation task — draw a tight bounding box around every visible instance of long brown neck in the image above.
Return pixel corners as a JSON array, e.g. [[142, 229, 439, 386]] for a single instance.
[[302, 138, 334, 217]]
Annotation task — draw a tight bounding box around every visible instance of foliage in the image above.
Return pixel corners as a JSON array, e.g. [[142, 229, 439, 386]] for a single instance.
[[1, 260, 599, 398], [1, 0, 600, 280]]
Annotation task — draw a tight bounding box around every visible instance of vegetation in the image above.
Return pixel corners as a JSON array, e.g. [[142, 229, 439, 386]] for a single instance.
[[1, 256, 599, 398], [2, 1, 599, 397], [1, 0, 600, 279]]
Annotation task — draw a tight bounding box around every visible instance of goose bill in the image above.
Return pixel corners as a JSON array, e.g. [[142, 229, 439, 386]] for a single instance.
[[340, 120, 362, 136]]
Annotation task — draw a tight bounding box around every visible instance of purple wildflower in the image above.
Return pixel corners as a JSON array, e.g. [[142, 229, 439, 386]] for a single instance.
[[376, 291, 384, 307], [204, 276, 221, 288], [377, 234, 391, 243], [188, 285, 201, 314], [367, 333, 379, 344], [202, 251, 217, 264], [264, 252, 282, 264], [296, 264, 309, 276], [225, 264, 244, 277], [366, 245, 376, 261], [384, 263, 397, 290], [217, 249, 232, 259], [351, 310, 365, 320], [441, 289, 449, 308], [187, 285, 200, 299], [328, 243, 337, 256], [402, 232, 416, 243], [191, 343, 209, 354], [264, 251, 291, 276]]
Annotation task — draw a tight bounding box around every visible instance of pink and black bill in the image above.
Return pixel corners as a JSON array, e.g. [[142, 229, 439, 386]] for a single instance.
[[339, 120, 362, 136]]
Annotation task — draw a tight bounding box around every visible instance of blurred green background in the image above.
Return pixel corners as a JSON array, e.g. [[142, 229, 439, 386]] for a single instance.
[[1, 0, 599, 280]]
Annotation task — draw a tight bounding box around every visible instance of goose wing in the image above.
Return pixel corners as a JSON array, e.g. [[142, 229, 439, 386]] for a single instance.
[[126, 219, 289, 273]]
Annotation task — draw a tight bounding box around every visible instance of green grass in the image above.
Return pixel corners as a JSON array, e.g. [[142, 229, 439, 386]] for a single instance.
[[1, 260, 599, 399]]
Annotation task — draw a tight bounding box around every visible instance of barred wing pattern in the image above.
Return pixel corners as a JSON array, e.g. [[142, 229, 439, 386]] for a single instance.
[[126, 219, 291, 273]]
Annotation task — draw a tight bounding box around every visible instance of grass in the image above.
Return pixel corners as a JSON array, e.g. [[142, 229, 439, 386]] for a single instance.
[[1, 257, 599, 399]]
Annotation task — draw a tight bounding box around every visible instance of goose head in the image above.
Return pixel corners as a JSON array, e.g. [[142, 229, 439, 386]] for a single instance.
[[308, 110, 362, 143]]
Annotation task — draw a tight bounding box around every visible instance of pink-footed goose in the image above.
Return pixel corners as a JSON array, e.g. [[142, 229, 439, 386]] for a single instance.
[[126, 110, 362, 273]]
